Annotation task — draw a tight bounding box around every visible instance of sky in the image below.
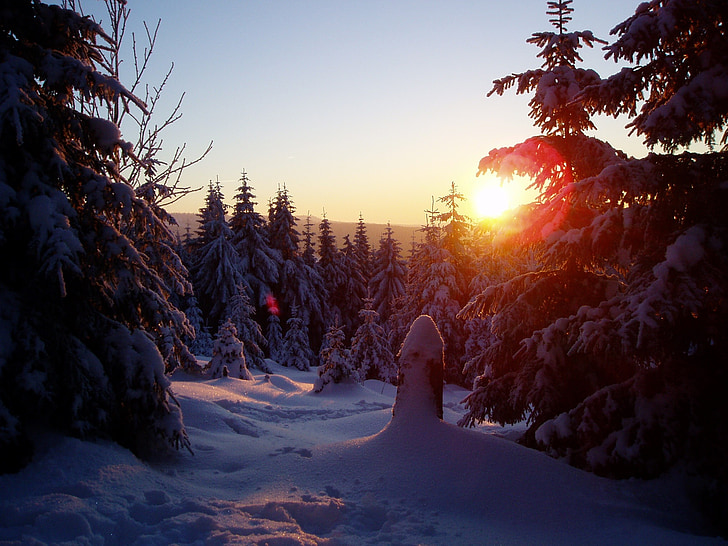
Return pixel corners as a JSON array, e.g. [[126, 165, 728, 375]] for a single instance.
[[103, 0, 649, 225]]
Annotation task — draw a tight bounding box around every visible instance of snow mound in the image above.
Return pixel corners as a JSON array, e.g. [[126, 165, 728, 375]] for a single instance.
[[393, 314, 444, 422]]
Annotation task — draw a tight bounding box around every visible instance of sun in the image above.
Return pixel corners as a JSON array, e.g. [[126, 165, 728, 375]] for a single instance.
[[474, 183, 510, 219]]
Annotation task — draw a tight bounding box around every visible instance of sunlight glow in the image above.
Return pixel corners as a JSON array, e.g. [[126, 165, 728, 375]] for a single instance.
[[474, 184, 510, 219]]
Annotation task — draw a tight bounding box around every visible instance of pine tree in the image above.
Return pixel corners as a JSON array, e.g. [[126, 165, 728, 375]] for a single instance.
[[369, 223, 407, 325], [226, 284, 270, 373], [313, 323, 353, 393], [340, 234, 368, 337], [463, 0, 728, 493], [317, 213, 346, 327], [405, 206, 466, 384], [183, 295, 213, 358], [281, 312, 314, 371], [230, 170, 280, 311], [0, 0, 190, 470], [266, 312, 284, 363], [208, 319, 253, 380], [191, 182, 241, 328], [350, 300, 396, 384], [267, 187, 326, 353]]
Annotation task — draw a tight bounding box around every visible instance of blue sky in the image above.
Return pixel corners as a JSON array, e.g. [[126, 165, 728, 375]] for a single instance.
[[104, 0, 647, 225]]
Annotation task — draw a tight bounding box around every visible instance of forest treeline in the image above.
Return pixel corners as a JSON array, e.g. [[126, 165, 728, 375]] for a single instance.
[[178, 174, 515, 391], [1, 0, 727, 530]]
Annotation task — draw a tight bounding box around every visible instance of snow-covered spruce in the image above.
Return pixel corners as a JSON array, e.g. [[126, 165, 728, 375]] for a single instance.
[[230, 171, 281, 311], [207, 319, 252, 380], [281, 312, 314, 371], [313, 323, 353, 393], [226, 284, 270, 373], [0, 0, 190, 469], [190, 182, 242, 328], [463, 0, 728, 492], [350, 300, 396, 384], [392, 315, 444, 422]]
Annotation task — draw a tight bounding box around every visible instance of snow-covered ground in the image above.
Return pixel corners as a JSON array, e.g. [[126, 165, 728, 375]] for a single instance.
[[0, 361, 722, 545]]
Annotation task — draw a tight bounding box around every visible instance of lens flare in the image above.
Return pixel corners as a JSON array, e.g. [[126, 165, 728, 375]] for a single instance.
[[265, 293, 280, 316]]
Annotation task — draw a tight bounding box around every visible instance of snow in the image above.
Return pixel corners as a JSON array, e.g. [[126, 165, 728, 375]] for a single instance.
[[393, 315, 444, 422], [0, 361, 721, 544]]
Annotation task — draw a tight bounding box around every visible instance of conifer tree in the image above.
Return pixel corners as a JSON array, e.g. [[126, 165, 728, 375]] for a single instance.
[[313, 323, 353, 392], [183, 294, 213, 358], [354, 214, 373, 285], [369, 223, 407, 325], [405, 205, 466, 384], [301, 213, 317, 267], [438, 182, 472, 281], [230, 170, 280, 311], [317, 213, 346, 327], [208, 319, 253, 380], [226, 284, 270, 372], [267, 187, 326, 352], [463, 0, 728, 492], [281, 311, 314, 371], [191, 182, 241, 328], [0, 0, 190, 469], [350, 300, 396, 384], [340, 234, 368, 337], [488, 0, 605, 136], [266, 313, 284, 363]]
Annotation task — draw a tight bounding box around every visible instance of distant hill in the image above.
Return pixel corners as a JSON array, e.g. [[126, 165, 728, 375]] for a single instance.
[[169, 212, 421, 250]]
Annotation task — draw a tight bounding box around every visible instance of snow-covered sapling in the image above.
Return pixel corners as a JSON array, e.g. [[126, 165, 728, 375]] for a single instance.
[[314, 323, 353, 393], [392, 315, 444, 422], [208, 319, 253, 380]]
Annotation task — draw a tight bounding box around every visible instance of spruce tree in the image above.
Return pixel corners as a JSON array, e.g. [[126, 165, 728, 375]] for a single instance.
[[230, 170, 280, 311], [226, 284, 270, 373], [267, 187, 326, 353], [313, 323, 353, 393], [463, 0, 728, 494], [0, 0, 190, 470], [208, 319, 253, 380], [350, 300, 396, 384], [340, 234, 368, 337], [266, 313, 284, 363], [354, 214, 373, 286], [317, 214, 346, 328], [281, 311, 314, 371], [369, 223, 407, 325], [404, 206, 466, 385], [183, 294, 213, 358], [191, 182, 241, 328]]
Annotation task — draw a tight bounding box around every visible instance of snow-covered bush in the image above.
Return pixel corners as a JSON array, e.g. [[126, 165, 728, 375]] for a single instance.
[[208, 320, 252, 380]]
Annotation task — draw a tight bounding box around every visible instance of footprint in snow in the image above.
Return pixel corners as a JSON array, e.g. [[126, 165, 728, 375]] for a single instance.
[[268, 446, 313, 458]]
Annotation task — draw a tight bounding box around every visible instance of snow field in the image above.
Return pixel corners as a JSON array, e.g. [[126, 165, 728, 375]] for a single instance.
[[0, 361, 721, 545]]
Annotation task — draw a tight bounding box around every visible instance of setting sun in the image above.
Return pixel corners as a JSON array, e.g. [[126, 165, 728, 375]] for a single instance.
[[474, 183, 510, 219]]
